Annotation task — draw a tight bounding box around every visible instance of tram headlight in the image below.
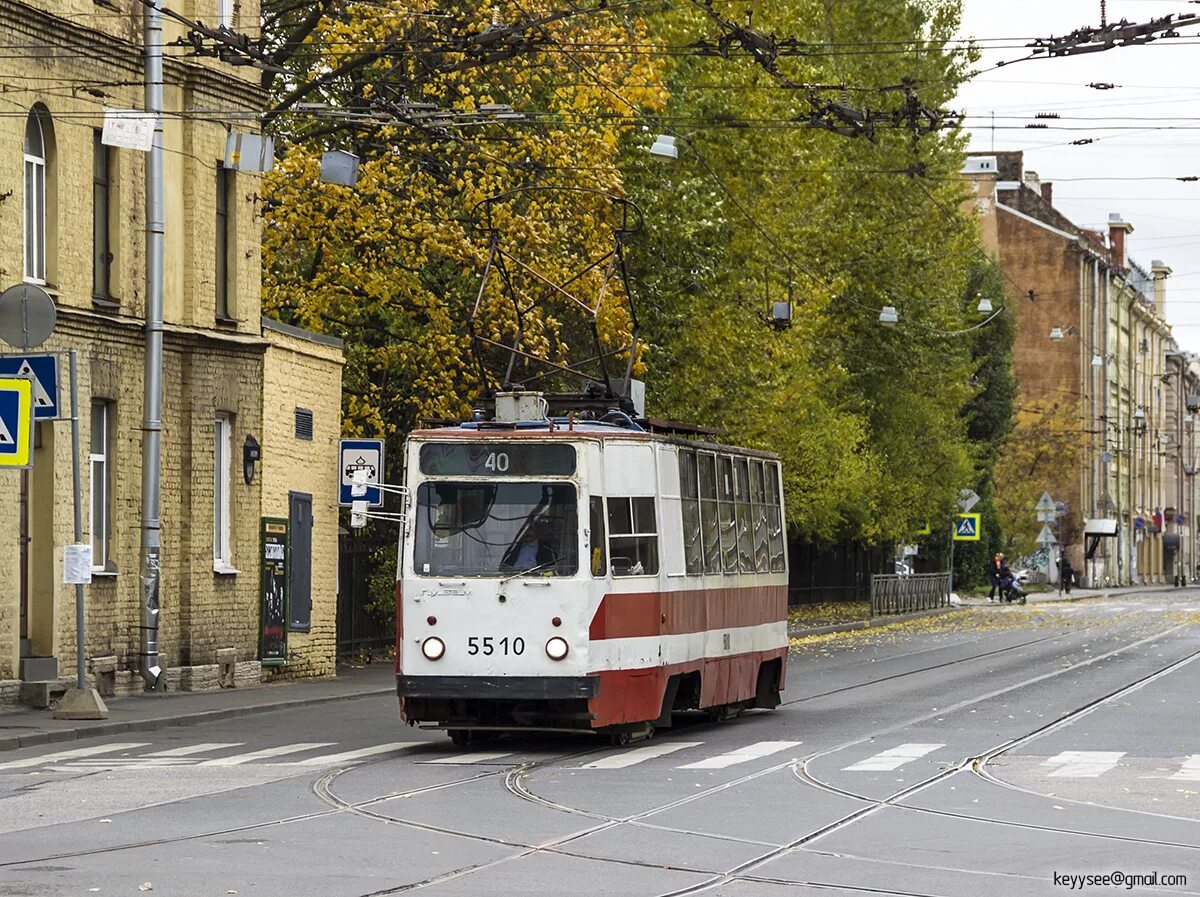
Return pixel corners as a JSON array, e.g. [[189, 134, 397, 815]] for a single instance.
[[421, 637, 446, 661], [545, 637, 569, 661]]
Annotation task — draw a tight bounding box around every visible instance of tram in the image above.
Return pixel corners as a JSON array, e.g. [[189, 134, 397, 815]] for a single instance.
[[394, 395, 789, 744]]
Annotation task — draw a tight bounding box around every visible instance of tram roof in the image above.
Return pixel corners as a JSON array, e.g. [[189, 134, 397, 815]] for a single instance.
[[408, 420, 781, 460]]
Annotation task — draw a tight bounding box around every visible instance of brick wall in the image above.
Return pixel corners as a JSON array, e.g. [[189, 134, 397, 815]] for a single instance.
[[0, 3, 342, 689], [260, 322, 344, 680]]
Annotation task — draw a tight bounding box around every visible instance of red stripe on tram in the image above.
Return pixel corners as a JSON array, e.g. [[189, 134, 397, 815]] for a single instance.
[[588, 585, 787, 640]]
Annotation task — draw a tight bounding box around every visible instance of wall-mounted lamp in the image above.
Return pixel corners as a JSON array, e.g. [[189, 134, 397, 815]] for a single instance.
[[1049, 325, 1077, 341], [243, 434, 261, 484], [1092, 354, 1104, 367]]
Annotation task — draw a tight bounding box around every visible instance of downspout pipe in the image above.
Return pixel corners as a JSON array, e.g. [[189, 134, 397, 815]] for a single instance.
[[139, 0, 165, 690]]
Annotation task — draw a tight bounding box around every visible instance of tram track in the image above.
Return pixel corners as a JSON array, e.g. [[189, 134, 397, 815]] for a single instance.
[[330, 616, 1200, 895], [5, 611, 1194, 896], [507, 621, 1200, 897]]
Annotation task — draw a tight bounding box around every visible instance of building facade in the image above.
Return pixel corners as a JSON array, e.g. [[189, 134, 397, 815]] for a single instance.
[[966, 151, 1185, 587], [1, 0, 343, 700]]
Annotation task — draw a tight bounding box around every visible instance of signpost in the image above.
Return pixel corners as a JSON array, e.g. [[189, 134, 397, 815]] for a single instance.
[[259, 519, 289, 666], [339, 439, 384, 507]]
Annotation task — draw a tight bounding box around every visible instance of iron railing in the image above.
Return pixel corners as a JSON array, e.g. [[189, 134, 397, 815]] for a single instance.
[[870, 572, 951, 616]]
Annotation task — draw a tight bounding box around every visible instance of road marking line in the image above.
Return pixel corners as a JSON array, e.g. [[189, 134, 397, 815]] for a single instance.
[[1171, 755, 1200, 781], [1044, 751, 1125, 778], [65, 758, 199, 768], [0, 743, 151, 771], [678, 741, 802, 770], [417, 752, 513, 765], [843, 743, 945, 772], [580, 742, 703, 769], [297, 742, 423, 766], [199, 742, 336, 766], [144, 742, 245, 758]]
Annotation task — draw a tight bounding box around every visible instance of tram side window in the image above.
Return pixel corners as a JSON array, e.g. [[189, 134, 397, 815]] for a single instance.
[[679, 450, 703, 575], [750, 460, 770, 573], [734, 458, 754, 573], [589, 496, 607, 576], [766, 462, 786, 572], [718, 456, 738, 573], [699, 453, 721, 574], [608, 496, 659, 576]]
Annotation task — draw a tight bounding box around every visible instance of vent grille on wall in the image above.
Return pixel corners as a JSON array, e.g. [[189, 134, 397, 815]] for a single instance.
[[295, 408, 314, 440]]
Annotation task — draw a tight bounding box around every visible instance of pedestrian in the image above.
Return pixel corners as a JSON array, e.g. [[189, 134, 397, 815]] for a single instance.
[[986, 553, 1004, 602], [1059, 555, 1074, 595]]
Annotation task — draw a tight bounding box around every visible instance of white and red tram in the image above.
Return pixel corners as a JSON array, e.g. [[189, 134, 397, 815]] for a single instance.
[[395, 415, 789, 744]]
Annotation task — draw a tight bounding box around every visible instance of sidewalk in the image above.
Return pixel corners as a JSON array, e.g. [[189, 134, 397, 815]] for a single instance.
[[0, 663, 396, 751], [5, 583, 1196, 752]]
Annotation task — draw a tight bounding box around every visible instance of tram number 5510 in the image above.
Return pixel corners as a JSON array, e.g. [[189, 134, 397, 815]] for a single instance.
[[467, 636, 525, 656], [484, 452, 510, 472]]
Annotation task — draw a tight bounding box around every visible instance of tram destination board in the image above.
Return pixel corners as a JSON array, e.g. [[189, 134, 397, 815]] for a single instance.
[[419, 442, 575, 477]]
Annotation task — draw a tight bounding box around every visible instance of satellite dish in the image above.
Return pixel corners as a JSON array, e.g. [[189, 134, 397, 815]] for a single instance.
[[0, 283, 57, 350]]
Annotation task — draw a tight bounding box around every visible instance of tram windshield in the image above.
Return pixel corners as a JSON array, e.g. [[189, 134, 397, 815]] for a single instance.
[[414, 482, 579, 577]]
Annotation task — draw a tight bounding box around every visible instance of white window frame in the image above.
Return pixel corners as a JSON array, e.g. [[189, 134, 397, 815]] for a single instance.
[[214, 412, 234, 571], [24, 110, 46, 284], [89, 401, 110, 571], [217, 0, 234, 28]]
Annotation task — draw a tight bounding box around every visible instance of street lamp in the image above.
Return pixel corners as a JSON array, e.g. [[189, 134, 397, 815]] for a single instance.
[[649, 134, 678, 160], [879, 306, 899, 326], [976, 295, 993, 314]]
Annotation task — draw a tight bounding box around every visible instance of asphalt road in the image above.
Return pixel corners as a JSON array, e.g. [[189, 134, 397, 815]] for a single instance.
[[3, 594, 1199, 897]]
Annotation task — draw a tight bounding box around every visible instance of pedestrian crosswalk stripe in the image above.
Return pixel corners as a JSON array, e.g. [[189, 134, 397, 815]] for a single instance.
[[1044, 751, 1125, 778], [297, 742, 423, 766], [844, 743, 945, 772], [0, 743, 151, 771], [418, 752, 513, 765], [1170, 755, 1200, 781], [145, 742, 245, 757], [199, 742, 336, 766], [677, 740, 802, 770], [580, 742, 703, 770]]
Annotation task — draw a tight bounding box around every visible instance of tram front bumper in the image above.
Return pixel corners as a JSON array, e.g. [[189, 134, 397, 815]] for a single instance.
[[396, 674, 599, 701]]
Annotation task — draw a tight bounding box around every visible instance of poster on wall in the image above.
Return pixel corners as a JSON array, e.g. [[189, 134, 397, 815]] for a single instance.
[[260, 518, 289, 666]]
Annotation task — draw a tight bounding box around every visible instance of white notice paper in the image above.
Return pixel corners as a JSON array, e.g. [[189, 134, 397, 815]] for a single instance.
[[101, 109, 155, 152], [64, 544, 93, 584]]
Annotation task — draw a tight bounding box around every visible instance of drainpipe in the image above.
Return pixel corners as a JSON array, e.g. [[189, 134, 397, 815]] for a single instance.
[[139, 0, 165, 689]]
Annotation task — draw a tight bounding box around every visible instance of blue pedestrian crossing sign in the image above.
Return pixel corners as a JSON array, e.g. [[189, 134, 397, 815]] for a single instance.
[[0, 376, 34, 468], [953, 513, 981, 542], [0, 355, 59, 419]]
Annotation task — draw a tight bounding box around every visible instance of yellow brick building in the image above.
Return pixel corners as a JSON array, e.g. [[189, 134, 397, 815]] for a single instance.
[[0, 0, 343, 700]]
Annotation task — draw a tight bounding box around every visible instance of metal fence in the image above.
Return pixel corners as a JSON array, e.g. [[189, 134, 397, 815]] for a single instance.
[[869, 572, 951, 616], [337, 529, 395, 662]]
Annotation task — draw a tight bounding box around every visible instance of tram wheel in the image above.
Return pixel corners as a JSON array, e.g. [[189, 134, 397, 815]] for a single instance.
[[609, 731, 632, 747], [448, 729, 471, 747]]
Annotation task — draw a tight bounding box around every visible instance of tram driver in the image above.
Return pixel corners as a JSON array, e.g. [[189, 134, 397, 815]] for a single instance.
[[502, 516, 559, 573]]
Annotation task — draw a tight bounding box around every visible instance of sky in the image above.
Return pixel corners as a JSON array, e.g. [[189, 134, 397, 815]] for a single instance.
[[956, 0, 1200, 351]]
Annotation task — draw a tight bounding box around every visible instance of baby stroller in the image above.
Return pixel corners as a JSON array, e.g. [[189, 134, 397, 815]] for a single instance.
[[999, 571, 1027, 604]]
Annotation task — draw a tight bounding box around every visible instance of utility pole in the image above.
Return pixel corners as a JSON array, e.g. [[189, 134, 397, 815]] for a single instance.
[[139, 0, 165, 690]]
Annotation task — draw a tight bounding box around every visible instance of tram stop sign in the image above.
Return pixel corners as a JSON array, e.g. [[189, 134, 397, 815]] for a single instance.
[[0, 283, 56, 350]]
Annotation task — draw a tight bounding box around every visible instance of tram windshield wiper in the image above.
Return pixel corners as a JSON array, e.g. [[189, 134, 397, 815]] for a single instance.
[[500, 559, 557, 584]]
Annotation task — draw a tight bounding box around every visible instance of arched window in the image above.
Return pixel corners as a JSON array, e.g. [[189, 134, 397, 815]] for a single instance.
[[23, 108, 48, 283]]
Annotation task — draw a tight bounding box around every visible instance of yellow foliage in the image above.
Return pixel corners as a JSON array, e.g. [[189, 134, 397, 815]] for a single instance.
[[263, 1, 666, 436]]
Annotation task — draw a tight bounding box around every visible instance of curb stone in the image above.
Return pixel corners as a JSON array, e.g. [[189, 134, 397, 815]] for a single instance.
[[788, 605, 962, 639]]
